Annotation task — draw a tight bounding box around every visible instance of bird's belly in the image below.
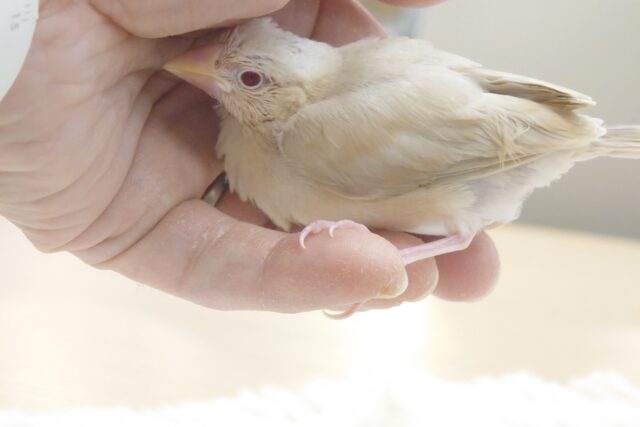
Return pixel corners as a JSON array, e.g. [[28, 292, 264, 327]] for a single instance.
[[250, 152, 579, 236], [463, 151, 579, 229], [276, 182, 477, 236]]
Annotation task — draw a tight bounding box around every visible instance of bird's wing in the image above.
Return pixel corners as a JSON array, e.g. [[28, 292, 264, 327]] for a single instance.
[[279, 44, 602, 201], [464, 68, 595, 110], [377, 39, 596, 110]]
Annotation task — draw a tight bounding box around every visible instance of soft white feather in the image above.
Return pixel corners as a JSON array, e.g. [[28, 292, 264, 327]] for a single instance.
[[193, 18, 639, 235]]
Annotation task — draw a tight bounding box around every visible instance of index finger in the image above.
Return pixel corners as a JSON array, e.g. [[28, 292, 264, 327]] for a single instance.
[[90, 0, 290, 38], [100, 200, 408, 313]]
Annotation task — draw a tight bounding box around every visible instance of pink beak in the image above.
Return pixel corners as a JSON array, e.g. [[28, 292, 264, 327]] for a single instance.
[[163, 44, 226, 99]]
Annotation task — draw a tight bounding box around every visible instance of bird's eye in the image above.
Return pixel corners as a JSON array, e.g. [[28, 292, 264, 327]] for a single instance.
[[237, 69, 266, 90]]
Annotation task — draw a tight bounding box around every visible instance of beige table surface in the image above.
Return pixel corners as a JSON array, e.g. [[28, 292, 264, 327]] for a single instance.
[[0, 217, 639, 411]]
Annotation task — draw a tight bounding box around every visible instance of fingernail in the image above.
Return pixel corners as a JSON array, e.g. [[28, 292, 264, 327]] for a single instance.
[[377, 269, 409, 299]]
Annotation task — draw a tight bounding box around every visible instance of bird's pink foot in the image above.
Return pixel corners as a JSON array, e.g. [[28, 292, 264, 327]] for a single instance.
[[399, 233, 475, 265], [298, 220, 369, 249]]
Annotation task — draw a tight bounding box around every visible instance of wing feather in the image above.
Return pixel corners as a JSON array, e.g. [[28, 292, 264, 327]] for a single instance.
[[279, 41, 602, 201], [466, 68, 595, 110]]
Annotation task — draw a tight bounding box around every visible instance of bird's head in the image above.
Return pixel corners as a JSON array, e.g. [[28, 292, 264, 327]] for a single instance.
[[164, 18, 339, 130]]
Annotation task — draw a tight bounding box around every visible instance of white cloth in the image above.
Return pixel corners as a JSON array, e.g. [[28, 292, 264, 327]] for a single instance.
[[1, 372, 639, 427], [0, 0, 38, 101]]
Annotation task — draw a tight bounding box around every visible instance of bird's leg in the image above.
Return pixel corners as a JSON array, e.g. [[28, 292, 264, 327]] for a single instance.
[[399, 233, 475, 266], [323, 232, 473, 320], [298, 220, 369, 249], [299, 223, 472, 319]]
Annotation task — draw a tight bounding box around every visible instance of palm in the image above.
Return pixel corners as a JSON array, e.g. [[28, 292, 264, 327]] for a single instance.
[[0, 0, 498, 313], [11, 4, 236, 252]]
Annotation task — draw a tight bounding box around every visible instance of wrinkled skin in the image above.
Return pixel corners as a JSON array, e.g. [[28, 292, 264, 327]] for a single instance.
[[0, 0, 499, 313]]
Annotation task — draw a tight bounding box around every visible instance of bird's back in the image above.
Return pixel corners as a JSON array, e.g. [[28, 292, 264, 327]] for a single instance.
[[274, 36, 605, 233]]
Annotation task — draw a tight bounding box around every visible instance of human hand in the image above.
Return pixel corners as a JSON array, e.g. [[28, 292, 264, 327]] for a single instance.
[[0, 0, 498, 313]]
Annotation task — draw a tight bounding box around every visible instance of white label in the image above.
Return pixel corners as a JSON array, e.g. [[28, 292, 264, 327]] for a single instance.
[[0, 0, 39, 101]]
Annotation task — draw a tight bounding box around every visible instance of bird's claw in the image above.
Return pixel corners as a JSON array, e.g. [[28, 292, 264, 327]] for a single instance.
[[323, 302, 363, 320], [298, 220, 369, 249]]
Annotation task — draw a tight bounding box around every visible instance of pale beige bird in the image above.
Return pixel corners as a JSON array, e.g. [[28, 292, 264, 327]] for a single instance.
[[165, 18, 640, 267]]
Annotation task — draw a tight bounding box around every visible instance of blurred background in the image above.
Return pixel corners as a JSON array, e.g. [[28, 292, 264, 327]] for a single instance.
[[0, 0, 639, 414], [367, 0, 640, 238]]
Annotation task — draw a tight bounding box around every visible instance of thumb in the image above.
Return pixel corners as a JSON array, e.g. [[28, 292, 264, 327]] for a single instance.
[[90, 0, 290, 38]]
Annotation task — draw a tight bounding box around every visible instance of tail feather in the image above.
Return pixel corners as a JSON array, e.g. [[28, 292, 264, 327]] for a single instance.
[[593, 126, 640, 159]]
